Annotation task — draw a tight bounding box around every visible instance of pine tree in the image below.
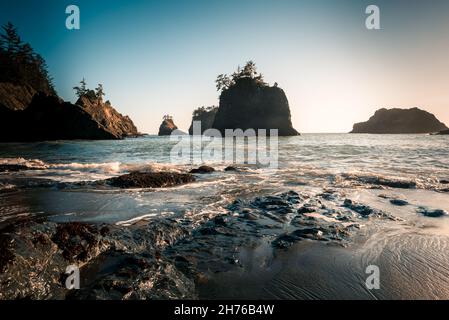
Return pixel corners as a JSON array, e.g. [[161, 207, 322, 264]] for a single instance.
[[1, 22, 22, 55], [95, 83, 105, 101], [73, 78, 88, 98]]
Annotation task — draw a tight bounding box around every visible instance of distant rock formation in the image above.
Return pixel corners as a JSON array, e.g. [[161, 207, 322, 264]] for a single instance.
[[158, 116, 178, 136], [351, 108, 448, 134], [188, 106, 218, 135], [211, 62, 299, 136]]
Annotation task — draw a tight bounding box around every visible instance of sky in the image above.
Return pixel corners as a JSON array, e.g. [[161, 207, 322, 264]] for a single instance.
[[1, 0, 449, 133]]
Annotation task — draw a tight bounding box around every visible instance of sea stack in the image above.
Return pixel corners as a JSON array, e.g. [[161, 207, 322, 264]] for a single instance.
[[211, 61, 299, 136], [350, 108, 448, 134], [158, 116, 179, 136]]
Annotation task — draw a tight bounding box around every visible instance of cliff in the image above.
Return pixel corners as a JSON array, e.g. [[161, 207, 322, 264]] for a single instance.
[[188, 106, 218, 135], [351, 108, 448, 134], [212, 78, 299, 136]]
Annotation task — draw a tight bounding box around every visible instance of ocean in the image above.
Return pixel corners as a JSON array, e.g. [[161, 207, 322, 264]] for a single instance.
[[1, 134, 449, 299]]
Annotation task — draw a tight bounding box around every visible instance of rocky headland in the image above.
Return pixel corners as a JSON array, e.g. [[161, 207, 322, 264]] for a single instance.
[[0, 23, 140, 142]]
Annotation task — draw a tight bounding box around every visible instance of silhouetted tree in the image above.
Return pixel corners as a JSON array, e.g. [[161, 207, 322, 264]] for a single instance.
[[95, 83, 105, 101], [0, 22, 55, 94], [1, 22, 22, 55], [216, 61, 266, 93], [73, 78, 88, 98], [215, 74, 233, 92]]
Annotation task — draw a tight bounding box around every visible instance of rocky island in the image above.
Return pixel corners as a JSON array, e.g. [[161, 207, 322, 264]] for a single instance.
[[0, 23, 139, 142], [351, 107, 448, 134], [211, 61, 299, 136], [158, 115, 180, 136]]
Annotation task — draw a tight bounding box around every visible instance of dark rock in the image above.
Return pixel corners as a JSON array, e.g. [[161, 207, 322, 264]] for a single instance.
[[51, 222, 99, 262], [189, 166, 215, 174], [440, 179, 449, 184], [0, 229, 14, 272], [212, 77, 299, 136], [105, 171, 195, 188], [436, 129, 449, 135], [0, 164, 40, 172], [297, 205, 317, 214], [418, 207, 448, 218], [224, 166, 239, 172], [158, 117, 178, 136], [343, 199, 375, 217], [188, 106, 218, 135], [390, 199, 409, 206], [350, 107, 448, 134]]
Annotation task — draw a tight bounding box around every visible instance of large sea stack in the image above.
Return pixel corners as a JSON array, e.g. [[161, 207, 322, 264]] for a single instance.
[[351, 108, 448, 134], [211, 62, 299, 136]]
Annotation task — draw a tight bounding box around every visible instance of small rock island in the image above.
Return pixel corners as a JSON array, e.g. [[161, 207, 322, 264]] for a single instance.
[[158, 115, 179, 136], [350, 107, 448, 134]]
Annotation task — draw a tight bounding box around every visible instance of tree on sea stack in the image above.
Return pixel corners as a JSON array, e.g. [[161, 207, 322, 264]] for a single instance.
[[73, 78, 88, 98], [215, 61, 266, 93], [95, 83, 105, 102], [1, 22, 22, 54]]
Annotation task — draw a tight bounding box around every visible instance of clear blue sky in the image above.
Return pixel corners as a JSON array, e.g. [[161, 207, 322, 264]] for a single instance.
[[2, 0, 449, 133]]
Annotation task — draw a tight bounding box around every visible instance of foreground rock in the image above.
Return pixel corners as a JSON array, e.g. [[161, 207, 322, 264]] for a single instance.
[[351, 107, 448, 134], [0, 220, 195, 299], [189, 166, 215, 174], [0, 188, 402, 299], [103, 171, 195, 188], [0, 90, 140, 142]]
